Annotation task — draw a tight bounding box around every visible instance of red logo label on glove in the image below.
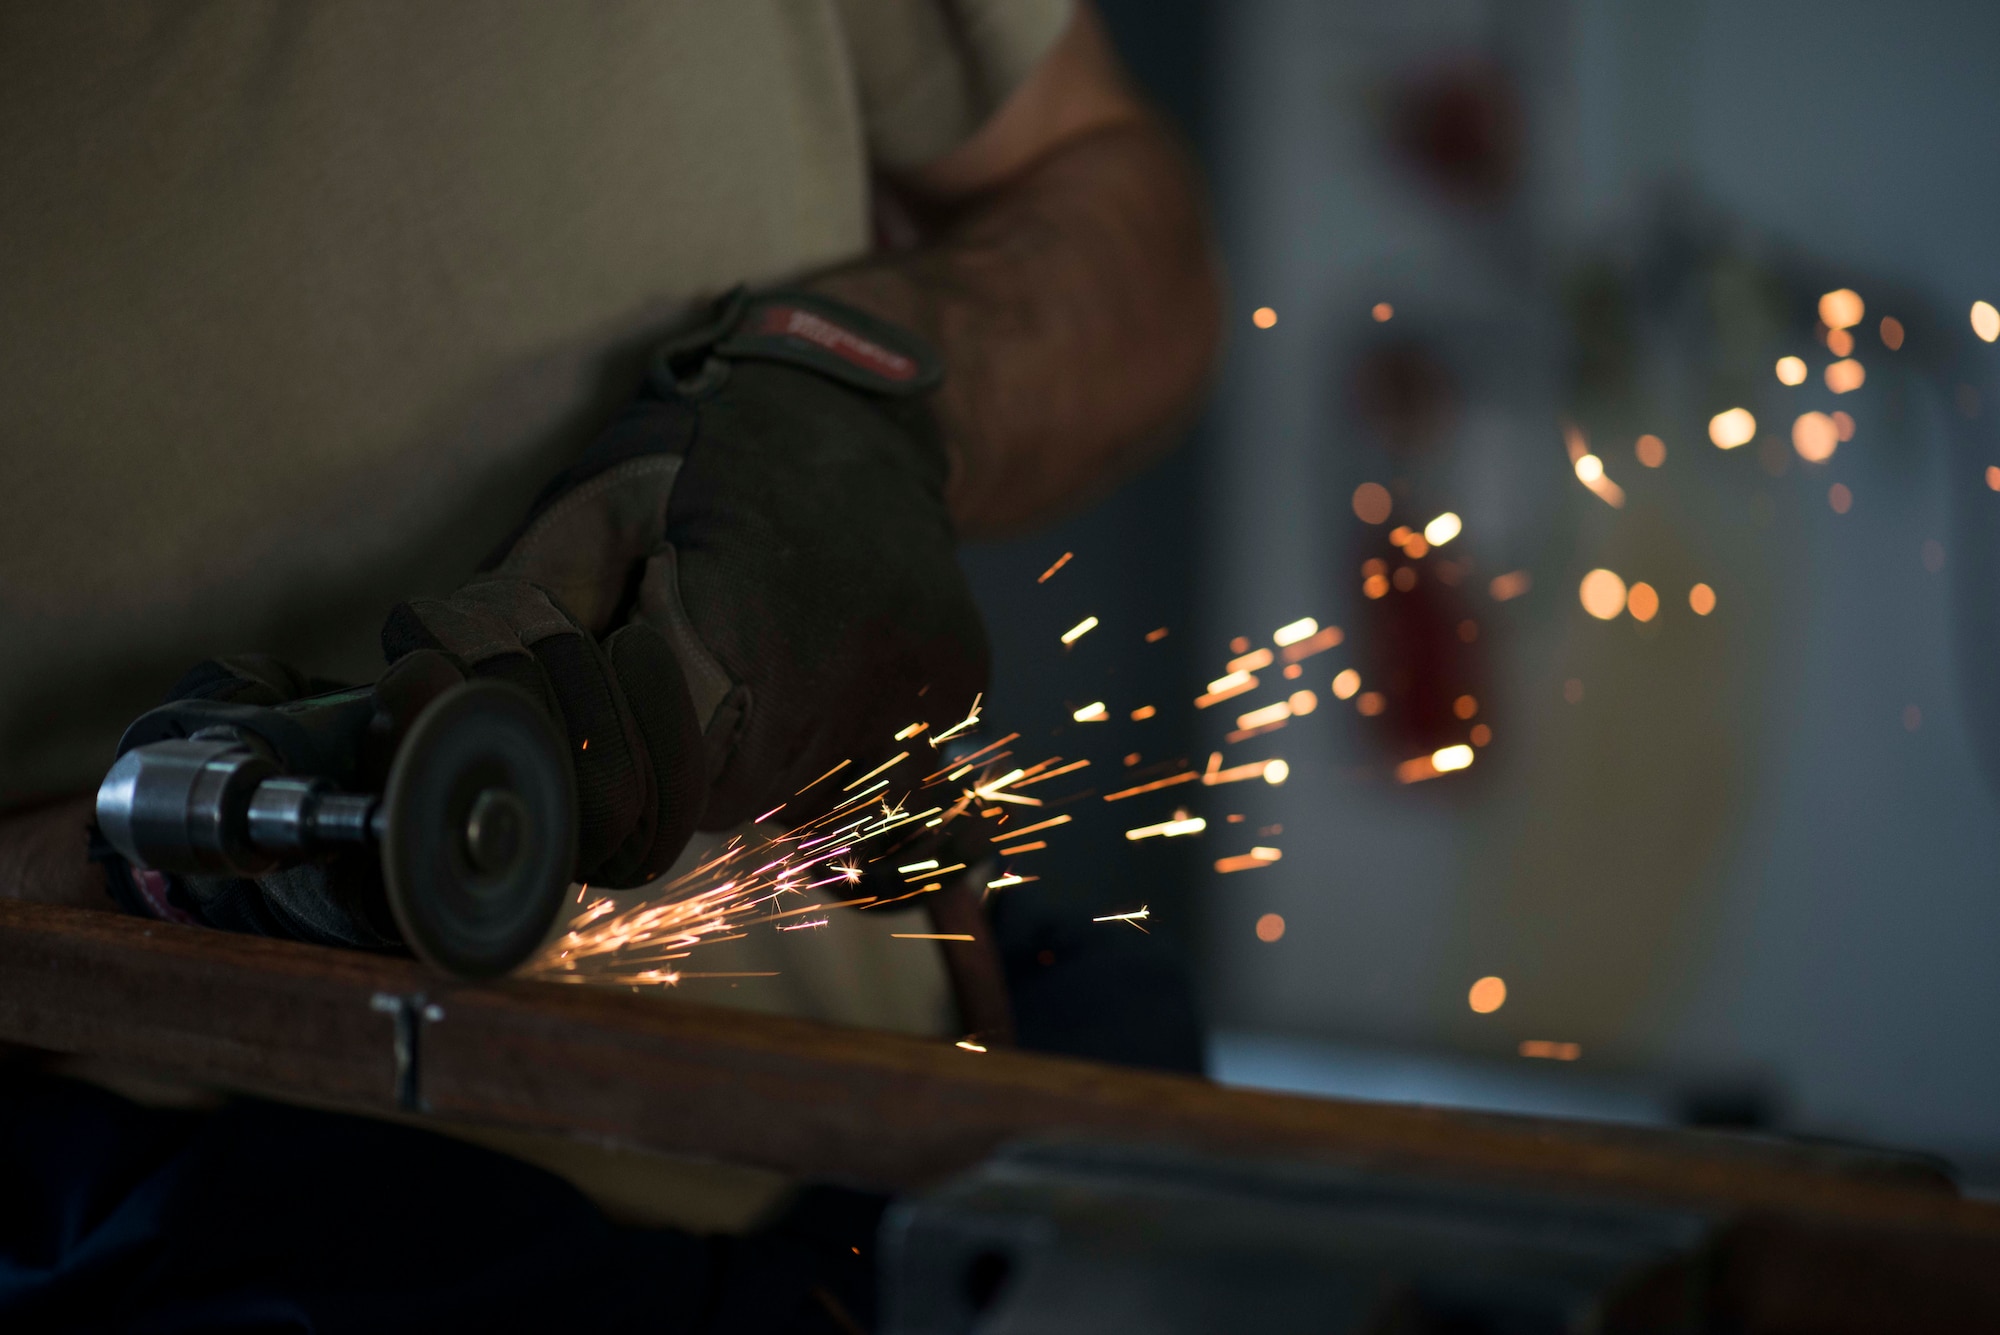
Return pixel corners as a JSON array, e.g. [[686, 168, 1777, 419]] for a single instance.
[[752, 305, 920, 383]]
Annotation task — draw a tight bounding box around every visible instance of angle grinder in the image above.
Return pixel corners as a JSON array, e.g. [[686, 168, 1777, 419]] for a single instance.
[[95, 678, 577, 979]]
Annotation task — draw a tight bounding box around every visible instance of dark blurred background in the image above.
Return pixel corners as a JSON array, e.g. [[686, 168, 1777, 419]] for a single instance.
[[965, 0, 2000, 1186]]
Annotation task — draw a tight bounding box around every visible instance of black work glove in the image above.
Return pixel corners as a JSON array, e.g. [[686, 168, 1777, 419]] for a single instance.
[[382, 288, 990, 889]]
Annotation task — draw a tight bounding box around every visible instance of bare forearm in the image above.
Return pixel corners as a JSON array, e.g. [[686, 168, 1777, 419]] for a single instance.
[[812, 120, 1222, 539]]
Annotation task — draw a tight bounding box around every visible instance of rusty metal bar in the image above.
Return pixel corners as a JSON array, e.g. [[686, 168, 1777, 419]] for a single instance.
[[1, 899, 1996, 1243]]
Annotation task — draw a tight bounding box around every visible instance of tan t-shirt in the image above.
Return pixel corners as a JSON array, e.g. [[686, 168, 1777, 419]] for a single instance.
[[0, 0, 1069, 807]]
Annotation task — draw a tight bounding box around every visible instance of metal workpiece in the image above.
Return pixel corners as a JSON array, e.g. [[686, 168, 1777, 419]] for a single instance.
[[3, 898, 1998, 1324], [882, 1142, 1716, 1335]]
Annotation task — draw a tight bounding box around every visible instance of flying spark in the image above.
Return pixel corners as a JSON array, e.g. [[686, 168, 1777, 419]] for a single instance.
[[1125, 817, 1206, 841], [992, 814, 1071, 841], [1279, 625, 1342, 663], [1228, 646, 1274, 673], [1236, 701, 1292, 731], [1567, 427, 1627, 507], [843, 752, 908, 790], [1103, 771, 1199, 801], [1092, 905, 1151, 933], [1195, 671, 1259, 708], [1013, 758, 1090, 788], [1272, 617, 1318, 647], [930, 693, 984, 746], [797, 760, 849, 793]]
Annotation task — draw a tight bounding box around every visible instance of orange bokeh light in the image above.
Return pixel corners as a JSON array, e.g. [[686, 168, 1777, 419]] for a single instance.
[[1880, 317, 1904, 350], [1973, 301, 2000, 343], [1352, 482, 1393, 524], [1468, 976, 1507, 1014], [1819, 288, 1864, 330], [1579, 568, 1627, 620], [1371, 302, 1394, 322], [1251, 306, 1277, 329], [1635, 434, 1667, 467], [1356, 691, 1386, 716], [1708, 408, 1756, 449], [1689, 583, 1717, 616], [1255, 913, 1286, 942], [1453, 694, 1478, 720], [1792, 412, 1839, 463], [1626, 582, 1660, 622]]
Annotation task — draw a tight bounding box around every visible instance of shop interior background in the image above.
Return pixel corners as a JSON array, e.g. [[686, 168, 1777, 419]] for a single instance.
[[963, 0, 2000, 1186]]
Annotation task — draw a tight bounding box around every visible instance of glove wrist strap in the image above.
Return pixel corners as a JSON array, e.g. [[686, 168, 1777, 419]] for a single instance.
[[651, 287, 944, 398]]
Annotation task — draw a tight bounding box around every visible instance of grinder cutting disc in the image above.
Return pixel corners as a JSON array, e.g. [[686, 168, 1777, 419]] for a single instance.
[[381, 680, 576, 979]]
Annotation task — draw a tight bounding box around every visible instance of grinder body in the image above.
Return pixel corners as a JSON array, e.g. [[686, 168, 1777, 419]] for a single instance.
[[96, 680, 577, 979]]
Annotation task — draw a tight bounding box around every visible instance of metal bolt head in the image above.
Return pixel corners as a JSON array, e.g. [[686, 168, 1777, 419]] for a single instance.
[[462, 787, 528, 877]]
